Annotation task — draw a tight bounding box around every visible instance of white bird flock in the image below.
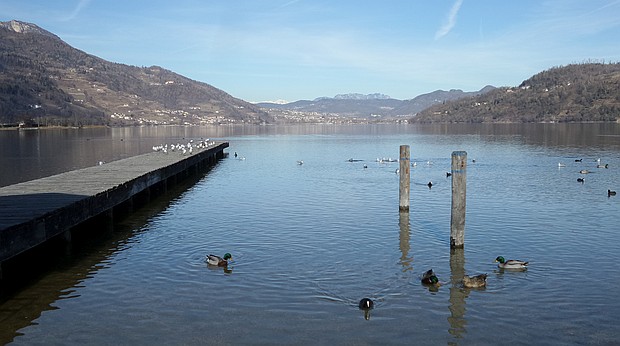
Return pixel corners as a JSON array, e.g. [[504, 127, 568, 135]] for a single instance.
[[152, 138, 215, 155]]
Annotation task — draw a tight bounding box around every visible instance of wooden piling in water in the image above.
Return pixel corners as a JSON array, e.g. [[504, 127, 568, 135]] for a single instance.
[[450, 151, 467, 248], [399, 145, 410, 211]]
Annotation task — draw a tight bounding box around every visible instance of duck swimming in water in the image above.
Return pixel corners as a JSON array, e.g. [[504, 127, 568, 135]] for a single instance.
[[358, 298, 374, 310], [463, 274, 487, 288], [495, 256, 528, 270], [608, 190, 617, 197], [421, 269, 440, 286], [207, 253, 232, 266], [358, 298, 374, 320]]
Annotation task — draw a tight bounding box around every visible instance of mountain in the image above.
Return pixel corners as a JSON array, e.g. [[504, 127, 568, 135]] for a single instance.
[[413, 63, 620, 123], [331, 93, 391, 100], [256, 88, 494, 118], [0, 20, 270, 126], [257, 94, 403, 117], [391, 86, 496, 116]]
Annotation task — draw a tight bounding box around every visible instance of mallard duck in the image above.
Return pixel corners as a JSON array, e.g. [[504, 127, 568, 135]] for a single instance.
[[358, 298, 374, 310], [207, 253, 232, 266], [495, 256, 528, 270], [421, 269, 440, 285], [463, 274, 487, 288]]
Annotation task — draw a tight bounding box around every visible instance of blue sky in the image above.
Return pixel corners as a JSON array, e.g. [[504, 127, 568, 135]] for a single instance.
[[2, 1, 620, 103]]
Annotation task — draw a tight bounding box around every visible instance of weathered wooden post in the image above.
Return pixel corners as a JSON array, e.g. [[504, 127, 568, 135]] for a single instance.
[[399, 145, 410, 211], [450, 151, 467, 248]]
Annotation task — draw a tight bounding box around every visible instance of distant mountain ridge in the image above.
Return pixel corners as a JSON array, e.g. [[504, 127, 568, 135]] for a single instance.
[[256, 87, 495, 117], [330, 93, 391, 100], [0, 20, 269, 126]]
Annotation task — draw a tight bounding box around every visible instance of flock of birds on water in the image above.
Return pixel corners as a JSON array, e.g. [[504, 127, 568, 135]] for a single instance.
[[223, 151, 617, 319], [205, 151, 612, 319], [560, 157, 616, 197], [205, 251, 528, 320], [357, 255, 528, 319]]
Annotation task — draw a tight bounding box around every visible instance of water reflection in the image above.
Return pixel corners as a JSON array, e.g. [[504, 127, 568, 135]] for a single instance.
[[398, 211, 412, 273], [448, 247, 468, 341], [2, 123, 619, 188], [0, 165, 216, 345], [1, 123, 619, 344]]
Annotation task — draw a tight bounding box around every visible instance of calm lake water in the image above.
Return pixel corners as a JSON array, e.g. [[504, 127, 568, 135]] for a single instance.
[[1, 123, 619, 345]]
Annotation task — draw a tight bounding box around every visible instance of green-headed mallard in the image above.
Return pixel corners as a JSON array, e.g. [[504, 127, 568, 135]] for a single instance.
[[463, 274, 487, 288], [495, 256, 528, 270], [421, 269, 440, 285], [207, 253, 232, 266]]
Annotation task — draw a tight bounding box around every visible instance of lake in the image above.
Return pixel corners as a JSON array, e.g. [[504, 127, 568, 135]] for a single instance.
[[1, 123, 619, 345]]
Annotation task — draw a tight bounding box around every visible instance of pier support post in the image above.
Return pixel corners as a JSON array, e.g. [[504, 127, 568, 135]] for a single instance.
[[450, 151, 467, 248], [399, 145, 410, 211], [62, 230, 72, 243]]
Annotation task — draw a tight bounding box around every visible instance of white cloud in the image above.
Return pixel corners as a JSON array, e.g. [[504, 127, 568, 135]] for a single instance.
[[60, 0, 91, 21], [435, 0, 463, 40]]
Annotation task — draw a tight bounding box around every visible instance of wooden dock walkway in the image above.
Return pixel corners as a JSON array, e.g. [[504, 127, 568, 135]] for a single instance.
[[0, 141, 228, 267]]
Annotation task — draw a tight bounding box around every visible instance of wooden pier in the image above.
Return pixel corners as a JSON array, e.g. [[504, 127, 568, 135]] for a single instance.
[[0, 141, 228, 269]]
